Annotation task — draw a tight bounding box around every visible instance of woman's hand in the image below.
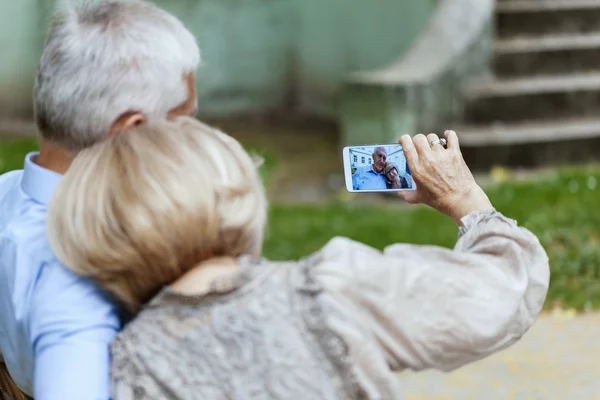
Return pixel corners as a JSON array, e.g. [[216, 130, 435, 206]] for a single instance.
[[398, 131, 494, 225]]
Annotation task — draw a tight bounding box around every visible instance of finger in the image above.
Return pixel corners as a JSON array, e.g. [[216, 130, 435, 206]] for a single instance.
[[399, 134, 419, 170], [444, 130, 460, 151], [397, 190, 419, 204], [426, 133, 444, 152], [412, 134, 430, 157]]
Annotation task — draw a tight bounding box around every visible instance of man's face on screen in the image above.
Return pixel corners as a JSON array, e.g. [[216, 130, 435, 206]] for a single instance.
[[372, 148, 387, 172]]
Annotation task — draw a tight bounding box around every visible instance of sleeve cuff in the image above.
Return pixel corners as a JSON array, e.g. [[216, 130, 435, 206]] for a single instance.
[[458, 209, 516, 238]]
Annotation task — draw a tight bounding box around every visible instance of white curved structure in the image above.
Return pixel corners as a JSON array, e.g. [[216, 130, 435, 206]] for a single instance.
[[349, 0, 495, 85], [340, 0, 495, 146]]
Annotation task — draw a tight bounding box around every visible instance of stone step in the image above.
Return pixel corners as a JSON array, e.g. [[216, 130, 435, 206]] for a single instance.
[[458, 117, 600, 145], [494, 32, 600, 77], [457, 118, 600, 169], [497, 0, 600, 12], [461, 135, 600, 170], [464, 72, 600, 123], [496, 1, 600, 38]]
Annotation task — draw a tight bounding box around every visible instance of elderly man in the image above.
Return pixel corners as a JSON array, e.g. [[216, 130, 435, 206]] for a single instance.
[[0, 1, 200, 399], [352, 146, 388, 190]]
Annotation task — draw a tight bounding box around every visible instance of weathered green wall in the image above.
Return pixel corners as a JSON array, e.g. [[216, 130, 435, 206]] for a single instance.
[[0, 0, 435, 119], [0, 0, 45, 117], [295, 0, 436, 116], [156, 0, 294, 117]]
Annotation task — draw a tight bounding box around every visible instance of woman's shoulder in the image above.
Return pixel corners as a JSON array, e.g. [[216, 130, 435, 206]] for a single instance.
[[298, 237, 386, 284], [111, 260, 290, 347], [317, 237, 382, 260], [110, 293, 186, 353], [110, 311, 152, 354]]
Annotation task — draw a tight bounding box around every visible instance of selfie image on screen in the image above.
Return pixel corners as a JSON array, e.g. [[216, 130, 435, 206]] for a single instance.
[[346, 144, 415, 192]]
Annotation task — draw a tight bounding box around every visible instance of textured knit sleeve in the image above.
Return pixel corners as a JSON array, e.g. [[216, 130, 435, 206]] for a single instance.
[[111, 335, 173, 400], [314, 210, 550, 373]]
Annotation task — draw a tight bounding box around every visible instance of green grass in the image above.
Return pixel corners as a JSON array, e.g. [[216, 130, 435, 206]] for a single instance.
[[2, 137, 599, 310], [0, 137, 40, 175]]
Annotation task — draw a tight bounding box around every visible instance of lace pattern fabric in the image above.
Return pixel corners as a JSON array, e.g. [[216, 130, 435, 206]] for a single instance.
[[111, 210, 550, 400], [111, 255, 364, 400]]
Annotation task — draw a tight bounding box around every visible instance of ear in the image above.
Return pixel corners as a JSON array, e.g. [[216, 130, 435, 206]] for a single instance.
[[109, 112, 146, 137]]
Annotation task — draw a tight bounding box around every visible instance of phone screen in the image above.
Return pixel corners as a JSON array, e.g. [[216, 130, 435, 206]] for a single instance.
[[343, 144, 416, 192]]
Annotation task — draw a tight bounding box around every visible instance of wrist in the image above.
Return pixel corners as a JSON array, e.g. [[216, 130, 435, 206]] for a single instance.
[[447, 185, 493, 225]]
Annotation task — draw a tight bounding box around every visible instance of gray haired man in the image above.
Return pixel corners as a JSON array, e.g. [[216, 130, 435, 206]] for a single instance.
[[352, 146, 388, 190], [0, 1, 200, 398]]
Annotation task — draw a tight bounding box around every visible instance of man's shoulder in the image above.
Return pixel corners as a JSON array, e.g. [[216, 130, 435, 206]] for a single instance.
[[0, 202, 58, 294], [0, 171, 50, 256], [355, 165, 370, 174], [0, 170, 23, 191], [0, 169, 23, 180], [0, 171, 72, 300], [0, 169, 30, 219]]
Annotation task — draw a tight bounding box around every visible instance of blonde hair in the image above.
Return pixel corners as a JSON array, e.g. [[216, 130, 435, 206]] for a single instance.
[[383, 162, 398, 177], [47, 116, 267, 313], [383, 162, 400, 186]]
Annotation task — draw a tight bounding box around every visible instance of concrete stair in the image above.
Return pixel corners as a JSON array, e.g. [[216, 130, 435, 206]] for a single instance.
[[496, 0, 600, 37], [494, 33, 600, 77], [459, 117, 600, 145], [460, 0, 600, 167], [465, 72, 600, 123]]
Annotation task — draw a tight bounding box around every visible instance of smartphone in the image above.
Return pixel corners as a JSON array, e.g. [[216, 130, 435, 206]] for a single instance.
[[343, 144, 416, 192]]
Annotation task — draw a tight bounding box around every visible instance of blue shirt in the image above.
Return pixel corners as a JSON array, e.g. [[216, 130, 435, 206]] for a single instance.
[[352, 165, 388, 190], [0, 152, 121, 399]]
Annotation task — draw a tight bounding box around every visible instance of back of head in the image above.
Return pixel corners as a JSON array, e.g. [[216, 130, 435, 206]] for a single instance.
[[47, 116, 267, 313], [35, 0, 200, 150]]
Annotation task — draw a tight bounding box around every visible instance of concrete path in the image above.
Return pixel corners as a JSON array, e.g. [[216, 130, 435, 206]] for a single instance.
[[398, 312, 600, 400]]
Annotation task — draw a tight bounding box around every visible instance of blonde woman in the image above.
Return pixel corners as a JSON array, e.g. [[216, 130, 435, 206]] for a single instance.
[[47, 118, 549, 400], [383, 162, 408, 189]]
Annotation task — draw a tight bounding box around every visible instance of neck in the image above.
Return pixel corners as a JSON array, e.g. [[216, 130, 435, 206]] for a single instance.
[[170, 256, 239, 295], [36, 140, 75, 175], [373, 165, 383, 173]]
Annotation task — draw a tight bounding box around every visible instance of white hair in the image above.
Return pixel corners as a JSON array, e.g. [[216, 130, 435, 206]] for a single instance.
[[34, 0, 200, 150]]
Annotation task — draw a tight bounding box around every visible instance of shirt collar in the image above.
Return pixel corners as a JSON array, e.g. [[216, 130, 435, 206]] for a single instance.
[[21, 152, 63, 205], [369, 165, 383, 175]]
